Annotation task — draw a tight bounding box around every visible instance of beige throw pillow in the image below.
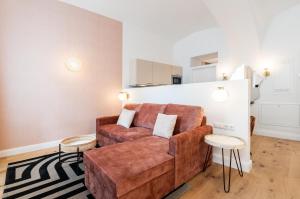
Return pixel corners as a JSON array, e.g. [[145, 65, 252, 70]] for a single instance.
[[117, 109, 136, 128], [153, 113, 177, 139]]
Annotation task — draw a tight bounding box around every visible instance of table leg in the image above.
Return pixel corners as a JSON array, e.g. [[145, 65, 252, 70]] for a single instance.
[[233, 149, 243, 177], [202, 145, 212, 172], [59, 144, 61, 163], [222, 148, 232, 193], [77, 147, 80, 164]]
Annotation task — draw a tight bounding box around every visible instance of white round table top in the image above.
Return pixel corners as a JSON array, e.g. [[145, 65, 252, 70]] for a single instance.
[[60, 135, 96, 147], [60, 135, 96, 153], [204, 134, 245, 150]]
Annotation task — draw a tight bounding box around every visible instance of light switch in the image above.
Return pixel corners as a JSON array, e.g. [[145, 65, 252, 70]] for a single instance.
[[213, 122, 235, 131]]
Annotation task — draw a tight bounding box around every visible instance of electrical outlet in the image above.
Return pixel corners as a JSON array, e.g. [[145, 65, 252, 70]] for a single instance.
[[213, 123, 235, 131]]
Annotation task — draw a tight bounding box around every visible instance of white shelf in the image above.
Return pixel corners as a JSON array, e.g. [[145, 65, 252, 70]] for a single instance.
[[191, 64, 217, 70]]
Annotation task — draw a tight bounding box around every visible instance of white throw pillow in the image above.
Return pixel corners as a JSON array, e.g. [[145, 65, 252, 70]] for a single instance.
[[153, 113, 177, 139], [117, 109, 136, 128]]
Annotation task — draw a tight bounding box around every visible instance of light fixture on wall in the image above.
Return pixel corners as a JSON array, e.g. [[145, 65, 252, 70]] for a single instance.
[[212, 86, 229, 102], [262, 68, 271, 77], [118, 91, 129, 101], [222, 73, 228, 81], [65, 57, 82, 72]]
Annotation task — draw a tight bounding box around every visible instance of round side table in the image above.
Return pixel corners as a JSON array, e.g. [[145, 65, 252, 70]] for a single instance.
[[59, 135, 96, 164], [202, 134, 245, 193]]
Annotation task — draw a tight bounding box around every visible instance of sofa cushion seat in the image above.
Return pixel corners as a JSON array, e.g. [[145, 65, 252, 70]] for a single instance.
[[98, 124, 152, 142], [84, 136, 174, 198]]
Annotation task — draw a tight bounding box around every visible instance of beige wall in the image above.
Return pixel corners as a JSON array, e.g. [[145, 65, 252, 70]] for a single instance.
[[0, 0, 122, 150]]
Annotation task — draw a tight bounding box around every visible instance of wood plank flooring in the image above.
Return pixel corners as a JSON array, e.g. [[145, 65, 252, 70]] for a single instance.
[[0, 135, 299, 199]]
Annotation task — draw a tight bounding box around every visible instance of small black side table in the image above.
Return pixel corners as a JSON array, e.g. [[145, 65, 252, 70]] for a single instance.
[[202, 134, 245, 193]]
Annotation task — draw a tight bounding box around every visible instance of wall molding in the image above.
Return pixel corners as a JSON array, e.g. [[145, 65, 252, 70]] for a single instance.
[[0, 134, 96, 158], [255, 128, 300, 141], [213, 153, 252, 173]]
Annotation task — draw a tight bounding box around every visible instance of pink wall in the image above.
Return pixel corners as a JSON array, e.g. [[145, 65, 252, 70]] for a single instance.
[[0, 0, 122, 150]]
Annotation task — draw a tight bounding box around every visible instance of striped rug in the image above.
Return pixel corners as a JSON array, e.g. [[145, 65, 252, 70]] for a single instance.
[[3, 152, 189, 199], [3, 152, 93, 199]]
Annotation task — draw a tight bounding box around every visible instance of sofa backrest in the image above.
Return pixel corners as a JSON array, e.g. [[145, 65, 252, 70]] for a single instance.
[[123, 103, 141, 111], [133, 103, 167, 129], [123, 103, 204, 133], [164, 104, 204, 134]]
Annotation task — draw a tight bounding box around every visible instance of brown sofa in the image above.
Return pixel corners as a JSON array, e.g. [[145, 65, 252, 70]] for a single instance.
[[84, 103, 213, 199]]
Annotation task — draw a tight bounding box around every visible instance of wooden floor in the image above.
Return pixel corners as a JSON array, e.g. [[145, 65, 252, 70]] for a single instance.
[[1, 135, 299, 199]]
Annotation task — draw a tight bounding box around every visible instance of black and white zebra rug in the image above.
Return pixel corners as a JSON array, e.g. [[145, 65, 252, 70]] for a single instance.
[[3, 152, 189, 199]]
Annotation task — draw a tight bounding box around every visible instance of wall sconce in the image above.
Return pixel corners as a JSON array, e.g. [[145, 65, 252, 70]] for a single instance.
[[263, 68, 270, 77], [212, 86, 229, 102], [118, 92, 129, 101], [222, 73, 228, 81], [65, 57, 82, 72]]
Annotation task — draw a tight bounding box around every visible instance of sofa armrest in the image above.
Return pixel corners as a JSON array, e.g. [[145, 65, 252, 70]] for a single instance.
[[96, 115, 119, 131], [169, 125, 213, 188]]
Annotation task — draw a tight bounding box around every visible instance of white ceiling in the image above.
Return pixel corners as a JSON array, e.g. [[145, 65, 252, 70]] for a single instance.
[[61, 0, 217, 42], [250, 0, 300, 38], [61, 0, 300, 42]]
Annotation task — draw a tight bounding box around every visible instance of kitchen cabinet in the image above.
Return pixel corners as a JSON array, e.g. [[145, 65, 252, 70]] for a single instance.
[[130, 59, 182, 86], [130, 59, 153, 86], [172, 66, 182, 76], [153, 62, 172, 85]]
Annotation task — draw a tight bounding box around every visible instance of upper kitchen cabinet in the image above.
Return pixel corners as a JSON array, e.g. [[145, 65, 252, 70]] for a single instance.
[[172, 66, 182, 76], [153, 62, 172, 85], [130, 59, 182, 87], [130, 59, 153, 86]]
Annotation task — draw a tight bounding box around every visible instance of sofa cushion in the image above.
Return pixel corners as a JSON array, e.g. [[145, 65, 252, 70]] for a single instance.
[[99, 124, 152, 143], [117, 108, 136, 128], [133, 103, 167, 129], [84, 136, 174, 197], [153, 113, 177, 139], [164, 104, 204, 134]]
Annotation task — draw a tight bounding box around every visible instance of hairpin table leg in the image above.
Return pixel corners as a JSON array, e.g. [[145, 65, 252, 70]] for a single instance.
[[222, 148, 232, 193], [203, 145, 212, 172], [59, 144, 61, 163], [233, 149, 243, 177]]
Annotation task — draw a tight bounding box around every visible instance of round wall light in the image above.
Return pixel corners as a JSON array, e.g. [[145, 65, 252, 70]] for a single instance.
[[118, 92, 129, 101], [65, 57, 82, 72], [212, 86, 229, 102]]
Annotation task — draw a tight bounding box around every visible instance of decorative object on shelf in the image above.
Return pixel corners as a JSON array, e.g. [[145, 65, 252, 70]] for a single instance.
[[212, 86, 229, 102], [222, 73, 228, 80], [65, 57, 82, 72], [263, 68, 271, 77], [118, 91, 129, 101]]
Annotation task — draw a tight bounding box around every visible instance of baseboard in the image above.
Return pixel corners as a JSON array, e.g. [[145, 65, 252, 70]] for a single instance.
[[0, 133, 96, 158], [212, 154, 252, 173], [255, 128, 300, 141]]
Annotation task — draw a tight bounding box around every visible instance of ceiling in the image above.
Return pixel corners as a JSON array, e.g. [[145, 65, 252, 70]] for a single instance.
[[60, 0, 217, 42], [61, 0, 300, 43]]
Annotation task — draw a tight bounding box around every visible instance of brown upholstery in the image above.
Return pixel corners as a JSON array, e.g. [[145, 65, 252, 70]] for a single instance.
[[169, 125, 213, 187], [123, 103, 141, 111], [90, 103, 213, 199], [164, 104, 204, 134], [84, 136, 174, 199], [98, 124, 152, 145], [133, 103, 167, 129]]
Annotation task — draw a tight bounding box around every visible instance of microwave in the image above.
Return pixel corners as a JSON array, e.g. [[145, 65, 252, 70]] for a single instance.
[[172, 76, 182, 84]]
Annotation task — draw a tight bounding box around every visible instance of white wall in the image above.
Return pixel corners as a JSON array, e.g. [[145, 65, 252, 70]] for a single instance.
[[173, 28, 228, 83], [125, 80, 252, 172], [251, 4, 300, 140], [123, 23, 174, 88]]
